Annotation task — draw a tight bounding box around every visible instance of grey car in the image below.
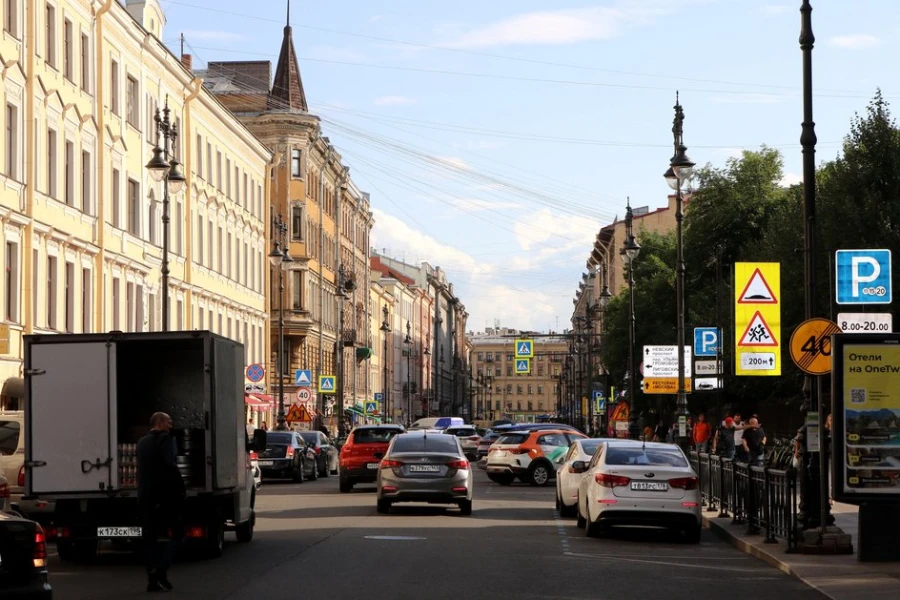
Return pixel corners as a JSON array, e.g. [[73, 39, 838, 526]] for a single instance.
[[376, 432, 474, 515]]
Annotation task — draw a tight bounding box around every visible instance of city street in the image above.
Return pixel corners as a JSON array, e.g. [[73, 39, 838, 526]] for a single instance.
[[49, 469, 824, 600]]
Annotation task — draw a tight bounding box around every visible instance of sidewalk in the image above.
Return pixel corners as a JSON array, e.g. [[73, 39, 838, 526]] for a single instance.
[[703, 502, 900, 599]]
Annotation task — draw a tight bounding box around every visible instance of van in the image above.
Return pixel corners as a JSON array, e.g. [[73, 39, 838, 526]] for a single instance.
[[408, 417, 465, 431]]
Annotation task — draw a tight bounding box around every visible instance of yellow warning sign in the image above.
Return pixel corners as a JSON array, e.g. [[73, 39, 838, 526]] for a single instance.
[[735, 263, 781, 376], [285, 403, 311, 422]]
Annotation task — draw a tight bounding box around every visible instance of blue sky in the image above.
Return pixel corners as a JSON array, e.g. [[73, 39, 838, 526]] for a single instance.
[[158, 0, 899, 333]]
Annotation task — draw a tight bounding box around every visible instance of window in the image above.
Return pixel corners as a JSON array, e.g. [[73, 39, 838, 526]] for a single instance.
[[291, 271, 303, 309], [216, 151, 221, 189], [136, 285, 143, 331], [110, 59, 119, 115], [147, 195, 156, 244], [4, 0, 19, 37], [517, 385, 523, 395], [5, 242, 18, 322], [111, 168, 120, 226], [537, 385, 544, 395], [111, 277, 119, 330], [207, 221, 213, 270], [46, 256, 57, 329], [291, 149, 301, 177], [196, 134, 203, 178], [177, 300, 183, 330], [46, 129, 57, 197], [82, 268, 91, 332], [63, 19, 72, 80], [126, 76, 138, 127], [206, 142, 211, 182], [225, 158, 231, 196], [506, 366, 512, 376], [226, 233, 231, 277], [45, 4, 56, 68], [175, 200, 183, 254], [527, 385, 533, 395], [5, 104, 17, 180], [81, 151, 91, 213], [126, 281, 134, 331], [127, 179, 140, 236], [291, 205, 304, 241], [80, 34, 89, 91], [64, 262, 74, 332], [148, 293, 155, 332], [217, 226, 223, 272], [31, 250, 37, 325], [495, 367, 500, 377], [197, 214, 204, 266], [63, 141, 74, 205]]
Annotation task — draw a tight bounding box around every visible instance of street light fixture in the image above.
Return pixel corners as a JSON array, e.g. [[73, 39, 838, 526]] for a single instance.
[[621, 198, 640, 440], [145, 98, 186, 331], [665, 93, 695, 451], [269, 214, 293, 431], [380, 305, 391, 423], [404, 322, 412, 426]]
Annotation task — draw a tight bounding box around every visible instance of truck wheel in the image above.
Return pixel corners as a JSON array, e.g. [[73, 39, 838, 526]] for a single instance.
[[235, 512, 254, 543], [206, 520, 225, 558]]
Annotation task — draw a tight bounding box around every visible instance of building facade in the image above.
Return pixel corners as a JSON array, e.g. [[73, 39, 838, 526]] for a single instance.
[[0, 0, 270, 409]]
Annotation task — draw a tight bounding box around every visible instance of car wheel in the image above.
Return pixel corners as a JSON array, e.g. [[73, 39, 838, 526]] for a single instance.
[[319, 459, 329, 478], [377, 499, 391, 514], [235, 511, 254, 543], [560, 498, 577, 518], [494, 474, 514, 486], [684, 523, 702, 544], [529, 462, 552, 486], [576, 502, 586, 529], [555, 492, 561, 511], [292, 463, 304, 483], [309, 464, 318, 481], [458, 499, 473, 516], [340, 477, 353, 493], [585, 515, 602, 538]]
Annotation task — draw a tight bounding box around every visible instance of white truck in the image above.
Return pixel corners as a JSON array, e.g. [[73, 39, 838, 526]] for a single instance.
[[22, 331, 263, 561]]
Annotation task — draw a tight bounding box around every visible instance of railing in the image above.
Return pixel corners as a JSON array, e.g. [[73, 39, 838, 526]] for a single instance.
[[690, 451, 798, 551]]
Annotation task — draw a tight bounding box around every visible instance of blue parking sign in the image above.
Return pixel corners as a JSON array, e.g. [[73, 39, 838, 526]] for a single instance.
[[693, 327, 721, 357], [836, 249, 892, 305]]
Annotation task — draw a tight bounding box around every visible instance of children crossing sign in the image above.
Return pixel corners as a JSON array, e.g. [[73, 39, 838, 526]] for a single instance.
[[514, 339, 534, 358], [318, 375, 336, 394], [734, 263, 781, 376], [515, 359, 531, 374]]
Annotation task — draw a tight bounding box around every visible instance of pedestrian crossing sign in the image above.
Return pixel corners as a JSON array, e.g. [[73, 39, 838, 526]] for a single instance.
[[365, 401, 377, 415], [515, 359, 531, 374], [318, 375, 336, 394], [514, 339, 534, 358]]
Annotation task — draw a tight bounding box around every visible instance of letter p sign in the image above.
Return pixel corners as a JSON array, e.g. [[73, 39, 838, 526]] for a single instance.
[[836, 250, 892, 305], [694, 327, 720, 357]]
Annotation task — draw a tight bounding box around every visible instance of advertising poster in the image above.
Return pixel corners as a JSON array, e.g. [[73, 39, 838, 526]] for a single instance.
[[833, 335, 900, 501]]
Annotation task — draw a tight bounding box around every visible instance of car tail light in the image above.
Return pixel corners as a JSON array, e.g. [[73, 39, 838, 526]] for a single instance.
[[682, 502, 699, 507], [447, 460, 469, 470], [669, 476, 699, 490], [381, 459, 404, 469], [595, 473, 631, 488], [286, 446, 295, 458], [452, 486, 467, 492], [57, 526, 71, 539], [0, 481, 9, 498], [467, 436, 480, 441], [250, 451, 258, 460], [340, 438, 354, 456], [510, 447, 532, 455], [45, 525, 58, 540], [598, 499, 618, 504], [184, 525, 206, 538], [19, 464, 25, 487], [33, 526, 48, 568]]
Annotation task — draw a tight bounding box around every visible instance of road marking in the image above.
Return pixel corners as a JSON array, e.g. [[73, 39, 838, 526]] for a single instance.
[[564, 551, 765, 572], [364, 535, 427, 541]]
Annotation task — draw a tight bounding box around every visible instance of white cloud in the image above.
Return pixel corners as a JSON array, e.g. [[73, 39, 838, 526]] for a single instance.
[[513, 208, 597, 252], [710, 93, 784, 104], [829, 35, 880, 49], [759, 5, 789, 16], [450, 198, 522, 213], [779, 172, 803, 187], [435, 156, 468, 170], [374, 95, 418, 106], [182, 30, 244, 42]]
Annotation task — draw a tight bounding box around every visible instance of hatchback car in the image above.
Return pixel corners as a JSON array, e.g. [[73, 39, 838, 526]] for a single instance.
[[339, 425, 405, 493], [486, 429, 586, 486], [576, 440, 701, 542], [476, 431, 502, 460], [0, 510, 52, 599], [298, 431, 340, 477], [0, 412, 24, 507], [442, 426, 481, 460], [555, 438, 606, 517], [376, 432, 473, 515], [258, 431, 317, 482]]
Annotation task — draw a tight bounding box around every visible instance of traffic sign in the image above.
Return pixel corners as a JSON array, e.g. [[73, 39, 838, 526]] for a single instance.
[[837, 312, 893, 333], [694, 377, 722, 391], [296, 388, 312, 402], [514, 339, 534, 358], [374, 392, 384, 402], [365, 401, 377, 415], [295, 369, 313, 387], [693, 327, 721, 357], [246, 364, 265, 383], [592, 390, 606, 412], [735, 263, 781, 376], [836, 249, 892, 305], [642, 345, 691, 378], [790, 318, 842, 375], [515, 359, 531, 374], [643, 378, 692, 394], [694, 360, 723, 375], [286, 403, 311, 422], [318, 375, 336, 394]]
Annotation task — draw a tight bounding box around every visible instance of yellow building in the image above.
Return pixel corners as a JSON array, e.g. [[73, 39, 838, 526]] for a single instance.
[[0, 0, 270, 408]]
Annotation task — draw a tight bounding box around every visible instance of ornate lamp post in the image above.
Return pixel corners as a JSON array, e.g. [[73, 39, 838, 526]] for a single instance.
[[336, 264, 352, 437], [664, 94, 695, 450], [380, 305, 391, 423], [404, 322, 412, 426], [598, 266, 613, 434], [145, 99, 186, 330], [268, 214, 293, 430], [620, 199, 641, 439]]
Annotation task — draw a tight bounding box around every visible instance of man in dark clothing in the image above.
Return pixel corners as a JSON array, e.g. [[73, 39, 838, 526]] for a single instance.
[[713, 417, 736, 460], [137, 412, 186, 592], [742, 418, 767, 465]]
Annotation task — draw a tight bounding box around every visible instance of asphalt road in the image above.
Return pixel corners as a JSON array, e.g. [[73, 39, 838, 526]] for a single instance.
[[47, 469, 824, 600]]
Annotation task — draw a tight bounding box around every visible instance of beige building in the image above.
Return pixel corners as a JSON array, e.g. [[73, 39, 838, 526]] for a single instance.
[[468, 328, 568, 423], [0, 0, 270, 409]]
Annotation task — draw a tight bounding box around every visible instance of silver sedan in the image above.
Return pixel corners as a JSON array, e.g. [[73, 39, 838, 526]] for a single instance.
[[376, 432, 474, 515]]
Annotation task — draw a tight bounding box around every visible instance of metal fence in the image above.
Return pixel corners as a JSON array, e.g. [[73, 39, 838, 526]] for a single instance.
[[690, 452, 798, 551]]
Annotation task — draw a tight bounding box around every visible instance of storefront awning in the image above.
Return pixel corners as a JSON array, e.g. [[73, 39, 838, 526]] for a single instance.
[[250, 394, 274, 403], [244, 394, 268, 407]]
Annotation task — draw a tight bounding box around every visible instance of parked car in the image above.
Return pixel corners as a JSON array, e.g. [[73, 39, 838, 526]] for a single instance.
[[504, 423, 584, 434], [339, 425, 405, 493], [258, 431, 317, 482], [555, 438, 606, 517], [1, 473, 10, 513], [0, 411, 24, 507], [249, 451, 262, 489], [376, 431, 473, 515], [486, 429, 586, 486], [298, 431, 339, 477], [476, 430, 503, 461], [576, 440, 701, 543], [442, 426, 481, 460], [0, 510, 53, 599]]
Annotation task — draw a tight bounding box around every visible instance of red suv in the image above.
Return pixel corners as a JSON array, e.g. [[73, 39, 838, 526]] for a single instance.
[[339, 425, 405, 493]]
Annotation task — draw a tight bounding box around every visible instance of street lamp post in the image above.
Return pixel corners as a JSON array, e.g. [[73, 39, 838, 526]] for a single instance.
[[404, 323, 412, 426], [664, 93, 696, 451], [145, 98, 186, 331], [336, 264, 351, 437], [598, 267, 613, 435], [380, 305, 391, 423], [268, 215, 293, 431], [621, 199, 641, 440]]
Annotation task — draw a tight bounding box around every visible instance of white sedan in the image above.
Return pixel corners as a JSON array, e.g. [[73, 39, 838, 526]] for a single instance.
[[555, 438, 606, 518], [576, 440, 702, 543]]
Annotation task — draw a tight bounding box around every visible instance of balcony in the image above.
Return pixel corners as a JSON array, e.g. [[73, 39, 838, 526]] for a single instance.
[[341, 329, 357, 347]]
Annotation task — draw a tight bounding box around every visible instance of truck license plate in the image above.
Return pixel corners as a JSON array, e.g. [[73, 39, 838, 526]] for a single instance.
[[97, 526, 142, 537]]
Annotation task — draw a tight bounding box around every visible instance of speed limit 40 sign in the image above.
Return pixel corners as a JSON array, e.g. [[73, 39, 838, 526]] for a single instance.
[[296, 388, 312, 402], [790, 318, 842, 375]]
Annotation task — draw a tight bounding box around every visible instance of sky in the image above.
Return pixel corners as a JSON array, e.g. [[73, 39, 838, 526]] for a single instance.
[[157, 0, 900, 334]]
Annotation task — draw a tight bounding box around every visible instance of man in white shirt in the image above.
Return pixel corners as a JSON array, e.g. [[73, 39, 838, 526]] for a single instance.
[[246, 418, 256, 439], [733, 413, 746, 461]]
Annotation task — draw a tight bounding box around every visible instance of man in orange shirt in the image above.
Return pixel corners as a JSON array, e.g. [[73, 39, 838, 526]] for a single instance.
[[692, 413, 712, 453]]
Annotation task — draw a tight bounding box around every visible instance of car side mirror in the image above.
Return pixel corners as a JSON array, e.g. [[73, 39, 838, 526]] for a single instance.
[[570, 461, 587, 473], [249, 429, 267, 452]]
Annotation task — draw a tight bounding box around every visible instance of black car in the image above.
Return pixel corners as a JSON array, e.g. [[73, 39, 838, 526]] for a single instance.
[[0, 511, 52, 599], [258, 432, 317, 482], [297, 431, 339, 477]]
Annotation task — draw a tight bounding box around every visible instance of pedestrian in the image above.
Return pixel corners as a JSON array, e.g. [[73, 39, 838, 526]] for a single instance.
[[692, 413, 711, 454], [666, 423, 676, 444], [137, 412, 186, 593], [246, 417, 255, 439], [742, 417, 767, 466], [712, 417, 736, 460], [261, 421, 269, 431], [733, 413, 747, 462], [685, 416, 694, 447], [653, 419, 666, 442]]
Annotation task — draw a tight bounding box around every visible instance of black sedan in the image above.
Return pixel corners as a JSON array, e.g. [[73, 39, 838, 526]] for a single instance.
[[258, 432, 317, 482], [0, 510, 52, 599], [298, 431, 339, 477]]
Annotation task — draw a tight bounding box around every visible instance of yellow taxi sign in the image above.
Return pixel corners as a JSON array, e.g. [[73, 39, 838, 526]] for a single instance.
[[643, 378, 692, 394], [789, 318, 842, 375]]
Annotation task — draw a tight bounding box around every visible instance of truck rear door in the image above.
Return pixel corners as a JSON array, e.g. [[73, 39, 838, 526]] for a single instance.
[[211, 337, 241, 489], [26, 340, 116, 495]]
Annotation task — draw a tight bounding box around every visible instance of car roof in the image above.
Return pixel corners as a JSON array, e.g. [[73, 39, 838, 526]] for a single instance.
[[604, 440, 680, 450], [352, 425, 405, 431]]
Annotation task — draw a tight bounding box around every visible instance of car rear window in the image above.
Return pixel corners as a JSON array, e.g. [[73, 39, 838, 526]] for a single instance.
[[581, 440, 604, 455], [0, 420, 20, 455], [497, 433, 530, 446], [605, 446, 688, 467], [392, 435, 459, 454], [353, 428, 402, 444], [447, 428, 477, 437], [266, 432, 294, 444], [298, 432, 318, 444]]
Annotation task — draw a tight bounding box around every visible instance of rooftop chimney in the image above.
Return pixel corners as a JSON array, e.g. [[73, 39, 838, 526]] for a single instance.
[[181, 54, 192, 71]]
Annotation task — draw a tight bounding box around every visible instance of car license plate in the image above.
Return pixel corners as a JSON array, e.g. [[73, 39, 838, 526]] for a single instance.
[[631, 481, 668, 492], [367, 463, 380, 469], [258, 460, 274, 467], [97, 526, 141, 537], [409, 465, 440, 473]]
